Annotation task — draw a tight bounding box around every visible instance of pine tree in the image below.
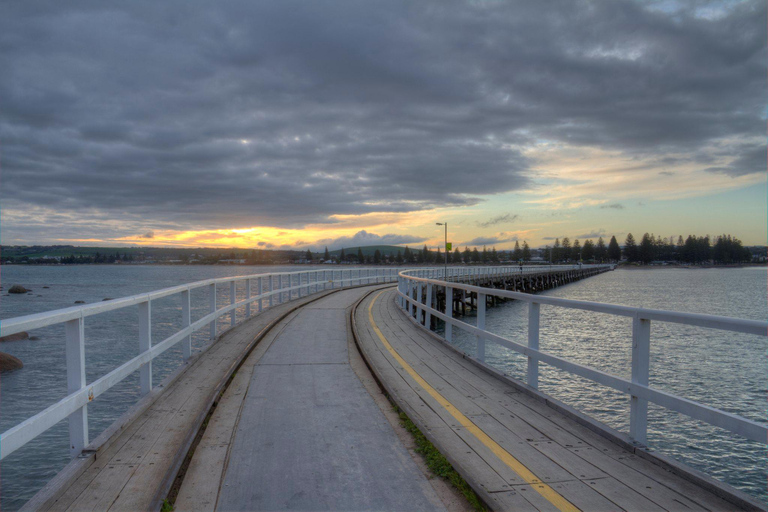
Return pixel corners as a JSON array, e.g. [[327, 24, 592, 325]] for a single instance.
[[513, 240, 522, 261], [357, 247, 364, 263], [624, 233, 638, 262], [595, 237, 606, 261], [522, 241, 531, 261], [454, 247, 461, 264], [324, 246, 330, 261], [608, 236, 621, 262], [491, 247, 498, 262], [561, 238, 571, 262], [374, 249, 382, 264], [463, 247, 471, 263], [404, 246, 411, 262], [471, 248, 480, 262], [582, 239, 595, 261], [639, 233, 654, 264], [305, 249, 313, 261], [553, 239, 561, 262], [571, 239, 581, 262], [340, 248, 346, 262]]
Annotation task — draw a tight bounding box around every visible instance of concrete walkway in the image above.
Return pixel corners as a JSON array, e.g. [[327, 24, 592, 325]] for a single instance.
[[180, 287, 446, 511]]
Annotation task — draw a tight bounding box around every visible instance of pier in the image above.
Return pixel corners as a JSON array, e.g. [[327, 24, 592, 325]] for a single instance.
[[1, 266, 766, 511]]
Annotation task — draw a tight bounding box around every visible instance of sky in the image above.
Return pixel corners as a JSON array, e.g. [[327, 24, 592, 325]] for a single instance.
[[1, 0, 765, 251]]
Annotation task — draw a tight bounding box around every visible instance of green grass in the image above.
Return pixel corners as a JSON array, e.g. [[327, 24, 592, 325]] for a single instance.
[[395, 406, 487, 512], [160, 498, 174, 512]]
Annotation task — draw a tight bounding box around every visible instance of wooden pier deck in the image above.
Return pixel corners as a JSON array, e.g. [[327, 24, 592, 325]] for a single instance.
[[353, 287, 762, 512]]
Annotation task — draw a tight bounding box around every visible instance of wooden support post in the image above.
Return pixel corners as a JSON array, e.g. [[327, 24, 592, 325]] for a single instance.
[[65, 317, 88, 457]]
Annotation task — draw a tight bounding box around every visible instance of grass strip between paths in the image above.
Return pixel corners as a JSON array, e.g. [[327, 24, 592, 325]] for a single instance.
[[394, 405, 487, 512]]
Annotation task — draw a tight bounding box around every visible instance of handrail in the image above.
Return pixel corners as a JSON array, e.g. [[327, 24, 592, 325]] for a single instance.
[[0, 267, 400, 460], [396, 266, 768, 446]]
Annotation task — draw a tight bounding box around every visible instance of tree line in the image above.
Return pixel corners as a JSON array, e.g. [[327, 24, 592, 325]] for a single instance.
[[621, 233, 752, 265]]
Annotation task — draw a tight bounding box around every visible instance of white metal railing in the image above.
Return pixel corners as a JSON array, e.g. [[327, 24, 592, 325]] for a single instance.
[[0, 267, 400, 460], [397, 266, 768, 446]]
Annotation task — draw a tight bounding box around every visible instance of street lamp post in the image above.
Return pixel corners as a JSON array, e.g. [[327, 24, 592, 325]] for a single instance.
[[436, 223, 447, 278]]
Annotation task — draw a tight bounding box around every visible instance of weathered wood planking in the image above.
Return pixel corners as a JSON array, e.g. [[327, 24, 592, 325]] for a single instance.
[[353, 288, 758, 512]]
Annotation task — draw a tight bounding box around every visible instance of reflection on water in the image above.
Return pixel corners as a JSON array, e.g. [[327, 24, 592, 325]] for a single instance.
[[0, 264, 331, 510], [440, 267, 767, 503]]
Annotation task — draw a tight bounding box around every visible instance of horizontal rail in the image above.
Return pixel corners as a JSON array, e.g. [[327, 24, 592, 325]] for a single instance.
[[397, 267, 768, 446], [0, 267, 401, 460]]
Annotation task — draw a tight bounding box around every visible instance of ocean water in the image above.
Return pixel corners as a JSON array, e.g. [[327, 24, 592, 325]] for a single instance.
[[440, 266, 767, 504], [0, 264, 334, 510]]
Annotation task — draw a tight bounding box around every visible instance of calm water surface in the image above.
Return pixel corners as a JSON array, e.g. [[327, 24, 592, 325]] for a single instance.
[[443, 266, 767, 503], [0, 265, 765, 508]]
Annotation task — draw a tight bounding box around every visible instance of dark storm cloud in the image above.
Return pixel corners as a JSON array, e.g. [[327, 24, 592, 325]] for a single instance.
[[0, 0, 765, 241], [704, 144, 766, 177]]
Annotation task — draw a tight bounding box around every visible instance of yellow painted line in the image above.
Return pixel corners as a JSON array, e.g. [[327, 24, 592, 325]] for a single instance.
[[368, 291, 580, 512]]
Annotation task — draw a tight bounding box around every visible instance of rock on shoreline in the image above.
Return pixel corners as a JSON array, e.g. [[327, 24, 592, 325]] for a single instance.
[[0, 352, 23, 372], [0, 332, 29, 342]]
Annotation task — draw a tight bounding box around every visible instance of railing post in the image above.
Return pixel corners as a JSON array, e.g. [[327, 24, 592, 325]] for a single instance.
[[476, 293, 486, 361], [416, 282, 423, 323], [527, 302, 540, 388], [138, 300, 152, 395], [277, 274, 283, 304], [230, 281, 236, 327], [426, 283, 433, 328], [245, 279, 251, 317], [268, 276, 273, 307], [630, 316, 651, 445], [65, 317, 88, 456], [209, 283, 217, 340], [445, 286, 453, 342], [182, 289, 192, 360], [298, 273, 303, 298], [409, 281, 416, 316]]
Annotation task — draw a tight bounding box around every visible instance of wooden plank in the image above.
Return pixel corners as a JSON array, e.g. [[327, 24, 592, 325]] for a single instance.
[[512, 479, 622, 511], [527, 440, 607, 480], [459, 414, 576, 484], [64, 464, 135, 512], [586, 477, 666, 512], [568, 445, 708, 511]]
